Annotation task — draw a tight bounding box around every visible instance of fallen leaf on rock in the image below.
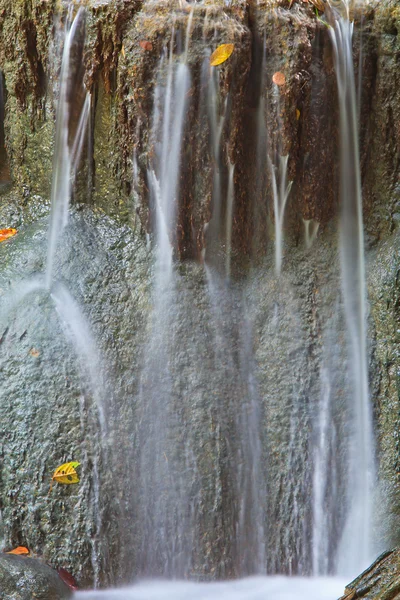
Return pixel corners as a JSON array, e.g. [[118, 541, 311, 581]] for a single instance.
[[6, 546, 30, 555], [121, 44, 125, 58], [58, 567, 78, 591], [29, 348, 40, 358], [139, 40, 153, 51], [0, 228, 17, 242], [50, 461, 80, 492], [210, 44, 234, 67], [272, 71, 286, 86]]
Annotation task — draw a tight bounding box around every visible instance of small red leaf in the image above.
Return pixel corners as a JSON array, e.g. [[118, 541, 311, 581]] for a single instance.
[[58, 568, 78, 591]]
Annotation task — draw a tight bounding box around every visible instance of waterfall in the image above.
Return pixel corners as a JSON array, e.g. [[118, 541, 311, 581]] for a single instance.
[[204, 59, 229, 264], [1, 0, 386, 592], [225, 160, 235, 280], [0, 9, 105, 582], [269, 155, 292, 276], [46, 6, 90, 289], [268, 81, 292, 276], [328, 0, 375, 575], [137, 28, 192, 577], [312, 365, 337, 575]]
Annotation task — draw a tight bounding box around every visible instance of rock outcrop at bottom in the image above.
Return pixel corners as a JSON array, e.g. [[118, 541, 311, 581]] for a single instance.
[[0, 553, 72, 600], [339, 550, 400, 600]]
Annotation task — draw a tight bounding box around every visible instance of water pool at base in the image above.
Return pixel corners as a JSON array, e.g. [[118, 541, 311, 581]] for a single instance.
[[76, 577, 347, 600]]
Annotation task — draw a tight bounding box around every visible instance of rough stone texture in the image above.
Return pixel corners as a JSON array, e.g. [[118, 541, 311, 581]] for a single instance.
[[368, 230, 400, 550], [0, 205, 152, 587], [0, 0, 400, 590], [338, 549, 400, 600], [0, 553, 72, 600]]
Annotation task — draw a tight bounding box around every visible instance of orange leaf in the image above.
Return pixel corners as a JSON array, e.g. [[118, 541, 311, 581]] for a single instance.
[[139, 40, 153, 51], [210, 44, 234, 67], [7, 546, 29, 555], [272, 71, 286, 86], [0, 228, 17, 242]]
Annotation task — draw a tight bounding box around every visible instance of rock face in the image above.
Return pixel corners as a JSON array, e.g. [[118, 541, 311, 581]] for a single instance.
[[0, 0, 400, 589], [0, 553, 72, 600], [0, 207, 151, 587], [338, 549, 400, 600]]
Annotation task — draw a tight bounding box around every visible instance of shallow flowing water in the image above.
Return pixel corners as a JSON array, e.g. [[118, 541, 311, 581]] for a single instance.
[[0, 0, 380, 592], [75, 577, 347, 600], [328, 0, 375, 574]]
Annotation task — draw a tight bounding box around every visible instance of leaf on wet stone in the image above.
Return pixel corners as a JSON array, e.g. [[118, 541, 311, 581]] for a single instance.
[[58, 568, 79, 591], [50, 461, 80, 492], [210, 44, 234, 67], [6, 546, 30, 555], [29, 348, 40, 358], [0, 228, 17, 242], [139, 40, 153, 51], [272, 71, 286, 86]]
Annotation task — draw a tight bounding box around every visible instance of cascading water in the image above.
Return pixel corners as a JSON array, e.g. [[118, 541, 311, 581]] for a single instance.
[[46, 6, 90, 288], [46, 5, 90, 288], [328, 0, 375, 575], [225, 160, 235, 280], [268, 82, 292, 276], [137, 26, 192, 577], [0, 6, 102, 412], [0, 0, 385, 597], [269, 155, 292, 276]]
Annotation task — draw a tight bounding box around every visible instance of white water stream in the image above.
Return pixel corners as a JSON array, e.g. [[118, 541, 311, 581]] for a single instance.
[[46, 6, 90, 288], [75, 577, 347, 600], [328, 0, 375, 575], [0, 0, 381, 594]]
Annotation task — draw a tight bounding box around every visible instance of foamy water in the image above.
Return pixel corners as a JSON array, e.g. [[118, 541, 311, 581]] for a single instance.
[[75, 576, 346, 600]]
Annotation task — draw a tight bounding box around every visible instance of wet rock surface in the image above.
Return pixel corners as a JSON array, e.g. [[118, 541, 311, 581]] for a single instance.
[[338, 549, 400, 600], [0, 206, 152, 587], [0, 0, 400, 589], [0, 553, 72, 600], [0, 0, 378, 244]]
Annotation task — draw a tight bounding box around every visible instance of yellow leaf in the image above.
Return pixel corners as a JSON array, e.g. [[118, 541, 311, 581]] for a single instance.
[[210, 44, 234, 67], [0, 228, 17, 242], [7, 546, 30, 555], [121, 44, 125, 58], [50, 461, 80, 492], [296, 108, 301, 120]]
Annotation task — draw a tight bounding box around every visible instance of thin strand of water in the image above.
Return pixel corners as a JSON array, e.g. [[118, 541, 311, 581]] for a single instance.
[[328, 0, 375, 575]]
